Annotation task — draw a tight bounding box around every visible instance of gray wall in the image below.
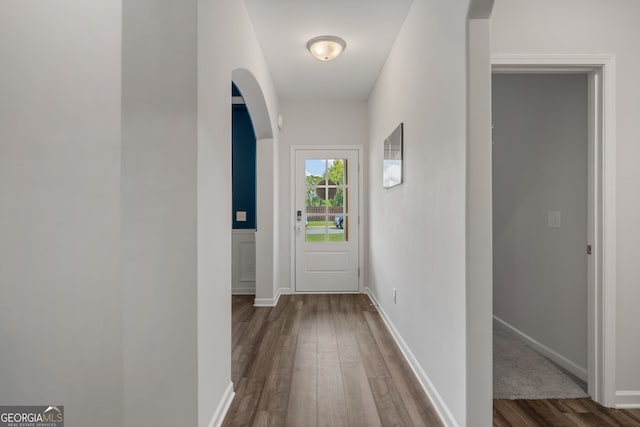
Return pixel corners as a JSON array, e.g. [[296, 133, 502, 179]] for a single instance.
[[492, 74, 588, 371], [0, 1, 123, 425]]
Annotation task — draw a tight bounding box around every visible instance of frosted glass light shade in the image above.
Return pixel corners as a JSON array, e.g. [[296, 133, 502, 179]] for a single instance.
[[306, 36, 346, 61]]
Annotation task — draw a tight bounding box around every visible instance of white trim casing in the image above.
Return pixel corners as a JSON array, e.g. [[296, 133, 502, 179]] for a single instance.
[[207, 382, 235, 427], [366, 288, 459, 427], [493, 316, 588, 381], [615, 391, 640, 409], [491, 54, 617, 407], [466, 17, 494, 427]]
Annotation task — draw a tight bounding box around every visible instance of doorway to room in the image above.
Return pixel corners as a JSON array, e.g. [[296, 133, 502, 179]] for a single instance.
[[487, 54, 617, 407], [492, 73, 590, 400], [231, 82, 257, 296]]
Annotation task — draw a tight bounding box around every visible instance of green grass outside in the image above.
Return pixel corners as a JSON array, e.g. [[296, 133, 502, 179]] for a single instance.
[[305, 233, 346, 243]]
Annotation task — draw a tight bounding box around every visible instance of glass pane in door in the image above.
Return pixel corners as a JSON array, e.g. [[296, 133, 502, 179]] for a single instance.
[[304, 158, 348, 242]]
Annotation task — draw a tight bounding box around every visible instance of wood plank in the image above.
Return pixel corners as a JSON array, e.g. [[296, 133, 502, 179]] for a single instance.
[[256, 335, 297, 413], [493, 400, 543, 427], [622, 409, 640, 424], [240, 308, 271, 345], [232, 343, 255, 384], [368, 376, 414, 427], [281, 300, 303, 336], [341, 361, 382, 427], [331, 294, 361, 364], [252, 410, 286, 427], [233, 295, 255, 322], [246, 315, 285, 379], [354, 320, 390, 378], [222, 377, 265, 427], [493, 399, 640, 427], [580, 398, 630, 426], [317, 351, 349, 427], [267, 294, 290, 322], [493, 403, 513, 427], [317, 294, 338, 353], [364, 310, 442, 426], [285, 340, 317, 427], [298, 301, 318, 344]]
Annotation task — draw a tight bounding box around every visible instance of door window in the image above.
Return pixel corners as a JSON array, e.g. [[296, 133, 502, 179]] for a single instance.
[[304, 159, 349, 243]]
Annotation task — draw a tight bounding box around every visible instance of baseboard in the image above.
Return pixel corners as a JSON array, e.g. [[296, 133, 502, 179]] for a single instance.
[[207, 382, 235, 427], [232, 286, 256, 295], [615, 390, 640, 409], [493, 315, 588, 381], [253, 287, 290, 307], [365, 287, 459, 427]]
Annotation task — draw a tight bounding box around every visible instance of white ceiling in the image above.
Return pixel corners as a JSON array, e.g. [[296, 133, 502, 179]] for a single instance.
[[243, 0, 414, 102]]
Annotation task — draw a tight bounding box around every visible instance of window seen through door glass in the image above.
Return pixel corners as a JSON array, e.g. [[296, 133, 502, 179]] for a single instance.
[[305, 159, 348, 242]]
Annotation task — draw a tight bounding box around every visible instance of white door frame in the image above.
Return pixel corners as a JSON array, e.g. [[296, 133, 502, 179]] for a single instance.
[[492, 54, 617, 406], [289, 145, 364, 294]]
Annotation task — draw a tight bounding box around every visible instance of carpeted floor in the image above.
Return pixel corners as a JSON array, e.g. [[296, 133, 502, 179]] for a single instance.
[[493, 320, 589, 400]]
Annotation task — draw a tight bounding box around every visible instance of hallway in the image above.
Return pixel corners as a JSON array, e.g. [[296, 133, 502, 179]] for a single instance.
[[224, 294, 443, 426]]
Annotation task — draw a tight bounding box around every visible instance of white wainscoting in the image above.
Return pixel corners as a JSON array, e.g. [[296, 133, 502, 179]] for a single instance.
[[232, 229, 256, 295]]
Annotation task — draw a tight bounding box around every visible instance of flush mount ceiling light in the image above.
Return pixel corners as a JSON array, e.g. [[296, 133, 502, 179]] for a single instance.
[[306, 35, 347, 61]]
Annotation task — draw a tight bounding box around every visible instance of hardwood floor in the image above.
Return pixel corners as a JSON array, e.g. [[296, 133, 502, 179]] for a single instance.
[[224, 294, 443, 427], [225, 294, 640, 426], [494, 398, 640, 426]]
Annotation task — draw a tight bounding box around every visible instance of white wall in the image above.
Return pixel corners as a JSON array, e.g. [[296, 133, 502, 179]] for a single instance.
[[493, 73, 589, 372], [121, 1, 199, 425], [0, 1, 278, 427], [0, 1, 122, 426], [367, 0, 470, 425], [492, 0, 640, 401], [277, 101, 368, 293]]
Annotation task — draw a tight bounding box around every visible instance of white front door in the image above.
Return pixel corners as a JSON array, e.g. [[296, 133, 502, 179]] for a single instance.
[[294, 149, 359, 292]]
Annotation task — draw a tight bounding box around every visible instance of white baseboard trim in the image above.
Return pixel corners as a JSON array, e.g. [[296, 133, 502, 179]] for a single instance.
[[253, 287, 290, 307], [493, 315, 588, 381], [615, 390, 640, 408], [232, 286, 256, 295], [365, 287, 458, 427], [207, 381, 235, 427]]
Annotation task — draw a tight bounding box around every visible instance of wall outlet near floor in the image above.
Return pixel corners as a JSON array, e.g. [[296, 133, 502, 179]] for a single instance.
[[393, 288, 397, 304]]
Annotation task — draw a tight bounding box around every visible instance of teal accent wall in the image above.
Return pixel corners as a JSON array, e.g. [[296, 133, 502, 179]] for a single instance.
[[232, 83, 257, 229]]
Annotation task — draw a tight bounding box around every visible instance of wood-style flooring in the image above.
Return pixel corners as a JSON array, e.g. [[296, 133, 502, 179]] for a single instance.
[[225, 294, 640, 426], [224, 294, 443, 427], [494, 398, 640, 427]]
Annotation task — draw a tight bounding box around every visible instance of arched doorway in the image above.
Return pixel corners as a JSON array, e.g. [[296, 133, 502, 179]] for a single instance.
[[231, 68, 276, 306]]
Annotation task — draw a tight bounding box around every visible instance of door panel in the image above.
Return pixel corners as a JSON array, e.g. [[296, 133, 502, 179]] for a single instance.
[[295, 149, 359, 292]]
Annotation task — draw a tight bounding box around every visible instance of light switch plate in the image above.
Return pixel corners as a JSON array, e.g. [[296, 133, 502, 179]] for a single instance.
[[236, 211, 247, 222], [547, 210, 561, 228]]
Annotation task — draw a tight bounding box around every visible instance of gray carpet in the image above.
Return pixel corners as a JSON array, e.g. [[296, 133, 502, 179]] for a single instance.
[[493, 320, 589, 399]]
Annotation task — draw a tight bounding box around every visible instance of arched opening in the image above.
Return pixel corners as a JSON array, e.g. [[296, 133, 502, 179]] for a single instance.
[[231, 68, 276, 307]]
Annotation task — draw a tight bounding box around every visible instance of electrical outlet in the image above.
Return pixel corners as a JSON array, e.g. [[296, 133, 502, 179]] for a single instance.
[[393, 288, 397, 304]]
